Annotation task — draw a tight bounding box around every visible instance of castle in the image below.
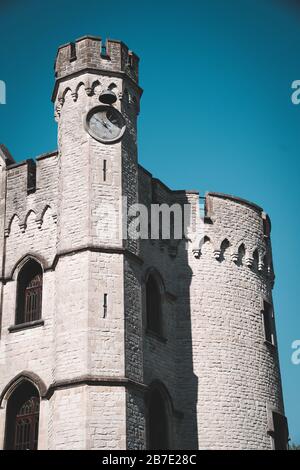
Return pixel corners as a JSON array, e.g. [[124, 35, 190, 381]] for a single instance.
[[0, 36, 288, 450]]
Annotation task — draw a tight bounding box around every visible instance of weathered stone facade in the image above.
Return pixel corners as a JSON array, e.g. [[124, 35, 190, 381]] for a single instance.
[[0, 36, 287, 450]]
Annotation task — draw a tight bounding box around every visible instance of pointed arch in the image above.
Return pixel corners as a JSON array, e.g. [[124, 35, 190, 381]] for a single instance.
[[75, 81, 85, 96], [144, 267, 165, 293], [38, 205, 53, 225], [58, 86, 72, 104], [201, 235, 212, 255], [199, 235, 211, 248], [200, 235, 213, 257], [220, 238, 230, 248], [238, 242, 246, 254], [146, 381, 173, 450], [91, 79, 101, 94], [15, 258, 43, 324], [23, 209, 37, 230], [192, 234, 213, 251], [237, 243, 246, 265], [2, 376, 42, 450], [6, 214, 20, 236], [11, 254, 46, 281], [0, 371, 47, 407], [219, 238, 230, 262]]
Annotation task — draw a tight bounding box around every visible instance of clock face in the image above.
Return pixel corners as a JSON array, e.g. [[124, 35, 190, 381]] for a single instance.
[[85, 106, 126, 143]]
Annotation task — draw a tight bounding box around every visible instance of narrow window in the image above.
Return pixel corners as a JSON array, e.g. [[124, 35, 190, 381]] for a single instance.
[[148, 387, 170, 450], [70, 42, 76, 61], [263, 215, 271, 238], [262, 301, 275, 345], [103, 293, 108, 318], [272, 412, 288, 450], [127, 52, 133, 68], [16, 260, 43, 325], [103, 159, 107, 182], [146, 274, 162, 335], [27, 160, 36, 194], [4, 381, 40, 450]]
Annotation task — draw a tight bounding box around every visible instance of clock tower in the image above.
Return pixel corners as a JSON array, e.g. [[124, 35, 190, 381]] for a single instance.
[[52, 36, 145, 449], [0, 35, 287, 451], [53, 35, 141, 253]]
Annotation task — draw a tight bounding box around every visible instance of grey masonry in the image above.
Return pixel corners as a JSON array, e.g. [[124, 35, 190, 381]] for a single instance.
[[0, 36, 288, 450]]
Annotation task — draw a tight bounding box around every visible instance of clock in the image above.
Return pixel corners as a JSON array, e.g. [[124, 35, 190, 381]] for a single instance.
[[85, 105, 126, 143]]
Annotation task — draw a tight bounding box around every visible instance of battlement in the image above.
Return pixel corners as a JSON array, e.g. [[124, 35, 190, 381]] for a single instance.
[[0, 35, 286, 451], [54, 36, 139, 84]]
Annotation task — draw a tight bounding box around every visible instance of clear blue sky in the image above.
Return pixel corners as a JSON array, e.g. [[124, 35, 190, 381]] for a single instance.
[[0, 0, 299, 444]]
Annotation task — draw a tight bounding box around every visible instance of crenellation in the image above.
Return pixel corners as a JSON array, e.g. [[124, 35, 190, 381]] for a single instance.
[[54, 36, 139, 85], [0, 35, 287, 451]]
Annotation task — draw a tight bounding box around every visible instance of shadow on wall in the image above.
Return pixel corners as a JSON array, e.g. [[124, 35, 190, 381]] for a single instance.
[[175, 209, 198, 449], [140, 190, 198, 450]]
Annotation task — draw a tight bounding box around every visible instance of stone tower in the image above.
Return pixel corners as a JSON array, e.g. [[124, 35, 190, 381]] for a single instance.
[[0, 36, 288, 450]]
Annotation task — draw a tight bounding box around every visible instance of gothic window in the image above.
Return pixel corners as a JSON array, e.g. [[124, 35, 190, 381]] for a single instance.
[[4, 381, 40, 450], [16, 260, 43, 325], [146, 274, 162, 336], [148, 386, 170, 450]]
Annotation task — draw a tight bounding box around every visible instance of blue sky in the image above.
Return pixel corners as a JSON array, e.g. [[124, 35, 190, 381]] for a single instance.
[[0, 0, 299, 444]]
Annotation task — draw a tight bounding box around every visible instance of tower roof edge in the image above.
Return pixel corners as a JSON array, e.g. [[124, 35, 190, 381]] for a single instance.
[[53, 35, 139, 86]]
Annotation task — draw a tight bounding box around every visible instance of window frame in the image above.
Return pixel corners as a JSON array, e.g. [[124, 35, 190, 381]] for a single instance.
[[4, 381, 40, 450], [12, 258, 44, 330]]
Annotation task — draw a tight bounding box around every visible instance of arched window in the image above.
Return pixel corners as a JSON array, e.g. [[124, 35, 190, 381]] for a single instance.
[[16, 260, 43, 324], [4, 381, 40, 450], [148, 386, 170, 450], [146, 274, 162, 335]]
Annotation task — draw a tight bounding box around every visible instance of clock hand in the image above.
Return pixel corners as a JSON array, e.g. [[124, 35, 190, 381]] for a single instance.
[[102, 121, 113, 134], [103, 120, 114, 131], [101, 119, 109, 128]]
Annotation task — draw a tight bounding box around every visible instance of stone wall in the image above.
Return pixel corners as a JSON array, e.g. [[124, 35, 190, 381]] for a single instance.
[[0, 36, 287, 451], [187, 193, 284, 449]]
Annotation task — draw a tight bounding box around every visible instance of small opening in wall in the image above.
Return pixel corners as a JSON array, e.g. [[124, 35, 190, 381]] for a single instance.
[[70, 42, 76, 62], [272, 412, 288, 450], [263, 215, 271, 238], [101, 42, 109, 59], [27, 160, 36, 194], [199, 196, 206, 220], [262, 301, 275, 346], [127, 52, 133, 68], [103, 293, 108, 318], [103, 160, 107, 182]]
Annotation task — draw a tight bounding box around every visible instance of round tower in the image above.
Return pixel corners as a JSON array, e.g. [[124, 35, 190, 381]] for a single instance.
[[189, 192, 288, 449], [0, 35, 288, 451]]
